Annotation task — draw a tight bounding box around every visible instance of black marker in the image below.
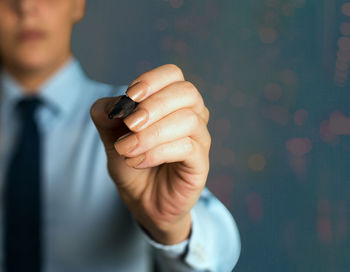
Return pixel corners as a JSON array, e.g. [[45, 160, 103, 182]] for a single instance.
[[108, 95, 138, 119]]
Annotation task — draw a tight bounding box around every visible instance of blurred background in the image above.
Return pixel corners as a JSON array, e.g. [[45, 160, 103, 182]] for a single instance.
[[72, 0, 350, 271]]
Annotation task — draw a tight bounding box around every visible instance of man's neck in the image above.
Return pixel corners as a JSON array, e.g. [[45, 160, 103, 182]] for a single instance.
[[4, 54, 72, 94]]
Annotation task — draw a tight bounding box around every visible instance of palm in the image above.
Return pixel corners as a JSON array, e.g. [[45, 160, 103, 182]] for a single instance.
[[109, 155, 203, 226]]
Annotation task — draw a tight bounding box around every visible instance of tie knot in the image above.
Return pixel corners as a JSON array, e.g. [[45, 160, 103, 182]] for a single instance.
[[16, 96, 42, 119]]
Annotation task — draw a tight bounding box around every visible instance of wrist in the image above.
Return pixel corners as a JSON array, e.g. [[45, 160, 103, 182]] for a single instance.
[[139, 213, 192, 245]]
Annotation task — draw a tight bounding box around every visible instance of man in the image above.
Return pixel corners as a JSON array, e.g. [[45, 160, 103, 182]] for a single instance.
[[0, 0, 241, 271]]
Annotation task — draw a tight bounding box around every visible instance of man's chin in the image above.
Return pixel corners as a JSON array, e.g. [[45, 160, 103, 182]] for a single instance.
[[11, 57, 53, 74], [4, 52, 71, 81]]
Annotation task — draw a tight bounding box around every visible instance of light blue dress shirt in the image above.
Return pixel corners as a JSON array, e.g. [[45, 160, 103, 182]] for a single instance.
[[0, 58, 240, 272]]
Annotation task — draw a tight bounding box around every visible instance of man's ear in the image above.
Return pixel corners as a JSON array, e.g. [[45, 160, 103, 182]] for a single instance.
[[72, 0, 86, 24]]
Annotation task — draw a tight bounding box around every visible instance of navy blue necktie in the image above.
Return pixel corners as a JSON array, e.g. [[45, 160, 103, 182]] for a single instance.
[[4, 97, 42, 272]]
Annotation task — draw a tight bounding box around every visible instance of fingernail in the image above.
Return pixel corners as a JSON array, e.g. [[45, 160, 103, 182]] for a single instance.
[[125, 154, 145, 168], [124, 108, 149, 131], [127, 81, 140, 89], [114, 134, 138, 155], [116, 132, 133, 141], [126, 81, 149, 102]]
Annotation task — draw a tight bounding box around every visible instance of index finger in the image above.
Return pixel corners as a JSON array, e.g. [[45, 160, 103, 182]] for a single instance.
[[126, 64, 185, 102]]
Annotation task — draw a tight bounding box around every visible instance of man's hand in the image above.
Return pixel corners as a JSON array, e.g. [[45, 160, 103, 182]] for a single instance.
[[90, 64, 211, 245]]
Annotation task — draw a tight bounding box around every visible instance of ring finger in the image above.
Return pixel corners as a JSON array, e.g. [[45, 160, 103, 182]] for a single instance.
[[123, 81, 208, 133], [114, 108, 210, 157]]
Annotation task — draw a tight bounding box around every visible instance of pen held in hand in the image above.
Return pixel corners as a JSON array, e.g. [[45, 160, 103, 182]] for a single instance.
[[108, 95, 138, 119]]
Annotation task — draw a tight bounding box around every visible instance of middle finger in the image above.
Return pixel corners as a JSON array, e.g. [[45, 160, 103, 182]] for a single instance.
[[123, 81, 208, 132], [114, 108, 210, 157]]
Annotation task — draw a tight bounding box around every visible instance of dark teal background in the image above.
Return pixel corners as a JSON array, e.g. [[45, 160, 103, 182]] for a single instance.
[[72, 1, 350, 271]]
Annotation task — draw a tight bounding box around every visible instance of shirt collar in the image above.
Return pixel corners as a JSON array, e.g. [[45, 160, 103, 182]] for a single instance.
[[1, 57, 87, 117]]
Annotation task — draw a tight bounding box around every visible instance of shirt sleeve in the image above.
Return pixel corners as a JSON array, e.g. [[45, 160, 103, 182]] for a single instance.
[[138, 187, 241, 272]]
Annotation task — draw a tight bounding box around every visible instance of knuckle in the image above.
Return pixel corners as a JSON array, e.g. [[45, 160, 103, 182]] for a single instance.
[[182, 81, 199, 97], [184, 137, 195, 154], [189, 113, 203, 136], [133, 80, 152, 96], [152, 123, 162, 139], [146, 151, 156, 166], [132, 78, 151, 93], [182, 80, 195, 90], [141, 80, 151, 93], [181, 108, 200, 129], [206, 130, 212, 150], [181, 81, 205, 109], [199, 127, 211, 151], [134, 132, 143, 149], [204, 106, 210, 123], [189, 111, 201, 128], [167, 64, 184, 79], [152, 96, 167, 114], [158, 144, 168, 157]]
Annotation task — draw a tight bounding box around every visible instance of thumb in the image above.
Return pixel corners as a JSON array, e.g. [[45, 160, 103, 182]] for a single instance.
[[90, 96, 150, 200], [90, 96, 130, 156]]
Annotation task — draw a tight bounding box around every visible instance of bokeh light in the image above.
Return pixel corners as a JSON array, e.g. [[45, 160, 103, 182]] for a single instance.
[[288, 155, 307, 178], [280, 69, 297, 85], [317, 216, 333, 244], [264, 82, 282, 102], [169, 0, 183, 9], [342, 3, 350, 16], [259, 28, 277, 44], [340, 22, 350, 36], [294, 109, 308, 126], [286, 138, 312, 156], [174, 40, 188, 56], [160, 35, 174, 51], [338, 37, 350, 50], [248, 154, 267, 171], [328, 111, 350, 135], [320, 120, 337, 143], [262, 105, 289, 125]]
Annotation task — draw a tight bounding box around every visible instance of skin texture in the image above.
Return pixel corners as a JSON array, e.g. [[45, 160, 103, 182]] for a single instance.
[[0, 0, 212, 245]]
